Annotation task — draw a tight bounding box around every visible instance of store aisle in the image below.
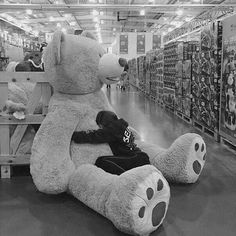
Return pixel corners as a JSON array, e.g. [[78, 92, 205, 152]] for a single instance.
[[1, 86, 236, 236]]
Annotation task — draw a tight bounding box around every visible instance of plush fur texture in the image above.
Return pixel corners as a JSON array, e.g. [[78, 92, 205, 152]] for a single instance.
[[30, 31, 206, 235]]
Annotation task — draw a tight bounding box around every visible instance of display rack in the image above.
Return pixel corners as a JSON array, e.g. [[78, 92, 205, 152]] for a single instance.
[[219, 13, 236, 149]]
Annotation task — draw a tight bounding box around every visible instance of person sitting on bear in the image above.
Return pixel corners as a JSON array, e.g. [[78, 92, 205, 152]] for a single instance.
[[72, 110, 150, 175]]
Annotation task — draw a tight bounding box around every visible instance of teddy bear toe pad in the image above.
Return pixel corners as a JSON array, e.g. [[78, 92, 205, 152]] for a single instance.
[[130, 168, 170, 235]]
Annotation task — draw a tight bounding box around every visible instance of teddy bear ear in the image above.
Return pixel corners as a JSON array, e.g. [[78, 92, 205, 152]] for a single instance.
[[81, 31, 97, 41], [45, 30, 65, 66]]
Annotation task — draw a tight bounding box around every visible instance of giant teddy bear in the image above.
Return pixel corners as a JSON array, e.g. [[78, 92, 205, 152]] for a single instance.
[[30, 31, 206, 236]]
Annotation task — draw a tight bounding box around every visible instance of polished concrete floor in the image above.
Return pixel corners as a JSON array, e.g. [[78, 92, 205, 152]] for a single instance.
[[1, 85, 236, 236]]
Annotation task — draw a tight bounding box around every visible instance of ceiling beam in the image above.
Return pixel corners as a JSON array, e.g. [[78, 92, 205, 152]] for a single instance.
[[0, 4, 234, 11], [19, 15, 174, 25]]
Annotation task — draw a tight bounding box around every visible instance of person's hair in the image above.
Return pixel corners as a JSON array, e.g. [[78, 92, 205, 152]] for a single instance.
[[96, 111, 118, 127]]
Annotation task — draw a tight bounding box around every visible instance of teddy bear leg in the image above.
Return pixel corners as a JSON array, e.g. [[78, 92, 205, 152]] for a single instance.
[[69, 164, 170, 236], [137, 133, 206, 183]]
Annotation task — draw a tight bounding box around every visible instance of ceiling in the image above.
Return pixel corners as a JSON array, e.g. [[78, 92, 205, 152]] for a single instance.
[[0, 0, 235, 45]]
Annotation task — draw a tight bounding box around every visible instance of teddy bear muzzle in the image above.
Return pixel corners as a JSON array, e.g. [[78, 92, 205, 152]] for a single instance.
[[98, 54, 125, 84]]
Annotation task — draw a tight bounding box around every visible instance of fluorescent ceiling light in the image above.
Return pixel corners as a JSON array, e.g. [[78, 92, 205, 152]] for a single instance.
[[26, 9, 32, 15], [93, 17, 99, 22], [140, 9, 145, 16], [176, 9, 183, 16], [92, 10, 99, 16]]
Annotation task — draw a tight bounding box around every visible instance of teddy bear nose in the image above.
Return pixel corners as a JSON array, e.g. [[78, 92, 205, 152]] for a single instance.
[[119, 58, 127, 67]]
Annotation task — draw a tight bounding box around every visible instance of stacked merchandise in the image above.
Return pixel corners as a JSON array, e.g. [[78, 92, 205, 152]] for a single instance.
[[145, 51, 153, 95], [150, 49, 164, 101], [163, 41, 184, 108], [182, 41, 199, 117], [220, 14, 236, 143], [128, 58, 138, 87], [192, 21, 222, 132], [175, 59, 183, 112], [137, 55, 146, 91], [0, 39, 8, 71]]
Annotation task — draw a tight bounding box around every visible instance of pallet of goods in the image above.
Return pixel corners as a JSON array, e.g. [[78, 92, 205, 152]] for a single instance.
[[137, 55, 146, 92], [149, 49, 164, 104], [128, 58, 138, 88], [145, 51, 154, 95], [163, 41, 183, 108], [219, 14, 236, 149], [191, 21, 222, 140]]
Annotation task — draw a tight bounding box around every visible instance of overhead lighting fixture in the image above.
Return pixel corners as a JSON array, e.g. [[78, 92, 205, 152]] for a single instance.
[[176, 9, 183, 16], [113, 28, 116, 31], [93, 17, 99, 22], [57, 23, 61, 27], [89, 0, 96, 2], [26, 9, 32, 15], [49, 16, 54, 21], [64, 14, 71, 18], [92, 10, 99, 16], [70, 22, 76, 26], [193, 0, 201, 2], [185, 17, 193, 22], [140, 9, 145, 16]]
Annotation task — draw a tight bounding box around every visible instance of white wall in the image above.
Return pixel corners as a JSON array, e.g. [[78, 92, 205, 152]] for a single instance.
[[111, 32, 162, 60]]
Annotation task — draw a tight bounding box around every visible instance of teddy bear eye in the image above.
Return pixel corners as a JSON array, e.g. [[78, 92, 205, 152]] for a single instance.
[[99, 53, 102, 58]]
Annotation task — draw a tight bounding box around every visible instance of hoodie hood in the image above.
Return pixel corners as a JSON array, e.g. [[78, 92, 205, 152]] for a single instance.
[[96, 110, 118, 127]]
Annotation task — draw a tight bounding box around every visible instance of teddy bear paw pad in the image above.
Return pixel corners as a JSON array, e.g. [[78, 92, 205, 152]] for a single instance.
[[185, 136, 206, 182], [131, 171, 170, 235]]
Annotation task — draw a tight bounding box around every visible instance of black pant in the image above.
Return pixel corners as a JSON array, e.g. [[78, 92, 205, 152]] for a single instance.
[[95, 152, 150, 175]]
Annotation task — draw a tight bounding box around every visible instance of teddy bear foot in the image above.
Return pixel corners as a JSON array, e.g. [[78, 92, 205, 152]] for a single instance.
[[107, 165, 170, 236], [189, 136, 206, 175], [166, 133, 206, 183], [131, 170, 170, 234]]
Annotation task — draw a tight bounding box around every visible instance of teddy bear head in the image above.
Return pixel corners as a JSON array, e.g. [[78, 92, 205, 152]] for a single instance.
[[43, 30, 125, 94]]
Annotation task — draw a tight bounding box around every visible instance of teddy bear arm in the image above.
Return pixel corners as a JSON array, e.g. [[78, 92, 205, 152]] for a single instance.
[[30, 106, 82, 194]]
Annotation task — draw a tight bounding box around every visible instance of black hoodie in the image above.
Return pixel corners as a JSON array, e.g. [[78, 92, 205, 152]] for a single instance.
[[71, 118, 141, 156]]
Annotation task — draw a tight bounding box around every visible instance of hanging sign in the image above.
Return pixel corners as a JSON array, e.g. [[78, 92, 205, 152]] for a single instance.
[[119, 34, 128, 54], [137, 34, 145, 54], [153, 34, 161, 49], [223, 14, 236, 39]]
